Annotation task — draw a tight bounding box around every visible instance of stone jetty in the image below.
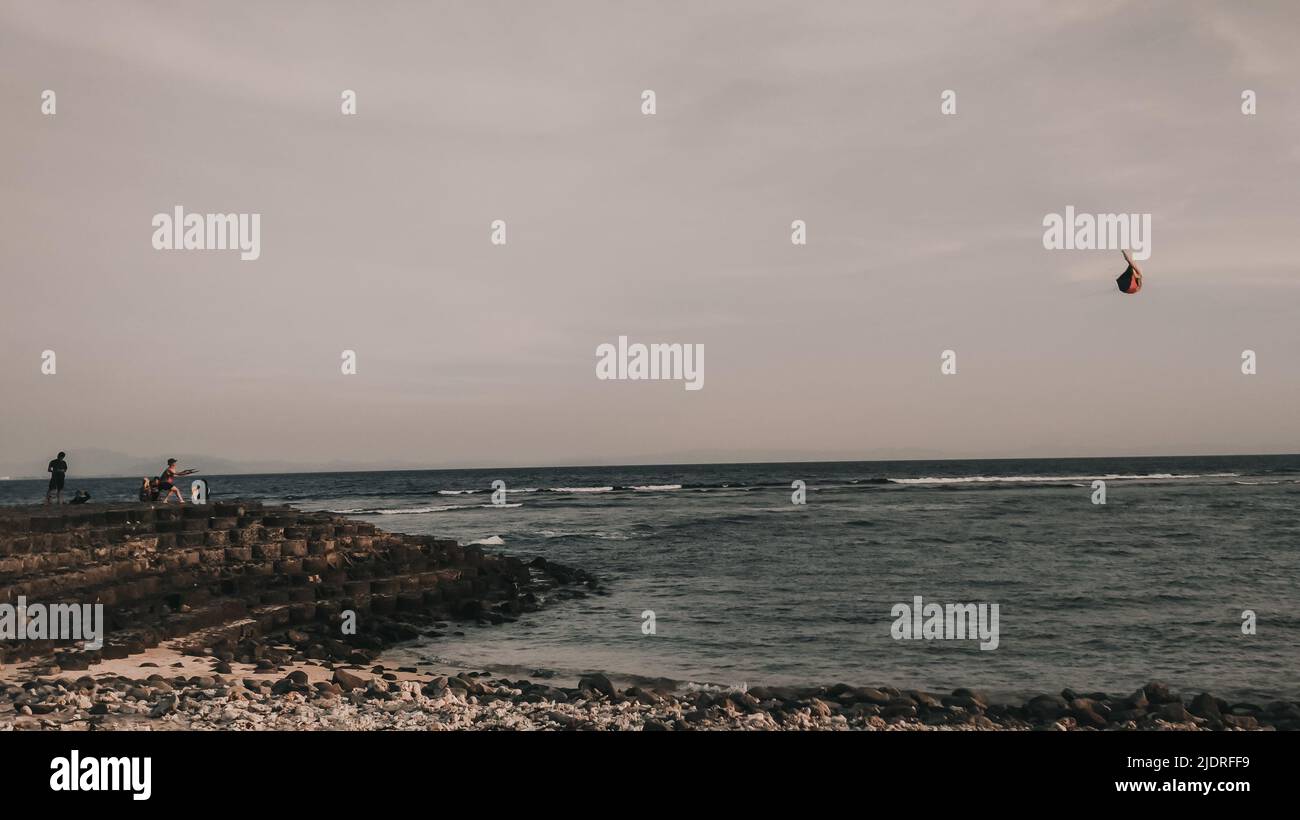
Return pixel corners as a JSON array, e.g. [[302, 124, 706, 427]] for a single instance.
[[0, 500, 595, 671]]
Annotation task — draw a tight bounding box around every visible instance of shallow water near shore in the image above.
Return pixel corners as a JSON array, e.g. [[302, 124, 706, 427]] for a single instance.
[[4, 455, 1297, 701]]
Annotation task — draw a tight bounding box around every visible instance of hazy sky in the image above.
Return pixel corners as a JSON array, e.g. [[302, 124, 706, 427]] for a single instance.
[[2, 1, 1297, 474]]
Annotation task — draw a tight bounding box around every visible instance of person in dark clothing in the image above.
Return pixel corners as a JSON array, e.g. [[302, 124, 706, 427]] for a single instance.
[[69, 490, 91, 505], [45, 451, 68, 505], [1116, 249, 1143, 294], [158, 458, 198, 504]]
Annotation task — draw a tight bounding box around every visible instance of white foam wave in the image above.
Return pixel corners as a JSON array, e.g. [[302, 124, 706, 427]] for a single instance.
[[329, 504, 481, 515], [630, 484, 683, 491], [540, 528, 628, 540], [548, 486, 614, 493], [468, 535, 505, 546], [378, 504, 474, 514], [889, 473, 1238, 485]]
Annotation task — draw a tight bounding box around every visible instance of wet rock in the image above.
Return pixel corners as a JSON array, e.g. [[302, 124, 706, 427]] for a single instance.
[[1223, 714, 1259, 730], [1143, 681, 1179, 705], [907, 691, 942, 710], [578, 673, 616, 699], [853, 687, 891, 705], [1069, 699, 1108, 728], [313, 682, 343, 698], [1109, 707, 1146, 723], [270, 677, 298, 696], [1265, 702, 1300, 721], [1189, 693, 1223, 721], [1026, 694, 1068, 721], [333, 669, 366, 692], [626, 687, 663, 706], [729, 691, 760, 712], [1157, 702, 1190, 722], [952, 688, 989, 707], [546, 710, 578, 729]]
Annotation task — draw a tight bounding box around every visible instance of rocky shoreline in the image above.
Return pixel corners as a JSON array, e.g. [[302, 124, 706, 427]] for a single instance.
[[3, 655, 1295, 730], [2, 501, 1296, 731]]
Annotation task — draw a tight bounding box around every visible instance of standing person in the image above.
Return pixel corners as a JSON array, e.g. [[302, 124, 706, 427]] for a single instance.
[[157, 458, 198, 504], [45, 451, 68, 505]]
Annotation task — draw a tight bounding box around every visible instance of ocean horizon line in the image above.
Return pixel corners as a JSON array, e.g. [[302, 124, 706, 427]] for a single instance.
[[2, 450, 1298, 482]]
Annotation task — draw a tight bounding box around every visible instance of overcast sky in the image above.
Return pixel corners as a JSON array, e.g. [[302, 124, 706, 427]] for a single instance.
[[1, 0, 1297, 474]]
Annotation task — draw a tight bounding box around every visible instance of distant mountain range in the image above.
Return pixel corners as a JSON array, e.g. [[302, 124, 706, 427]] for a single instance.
[[0, 448, 428, 479]]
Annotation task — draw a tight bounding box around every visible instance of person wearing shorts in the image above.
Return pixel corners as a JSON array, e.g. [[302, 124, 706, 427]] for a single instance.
[[45, 451, 68, 505]]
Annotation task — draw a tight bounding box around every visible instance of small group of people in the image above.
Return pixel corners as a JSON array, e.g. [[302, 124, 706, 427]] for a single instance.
[[140, 458, 199, 503], [43, 451, 197, 505]]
